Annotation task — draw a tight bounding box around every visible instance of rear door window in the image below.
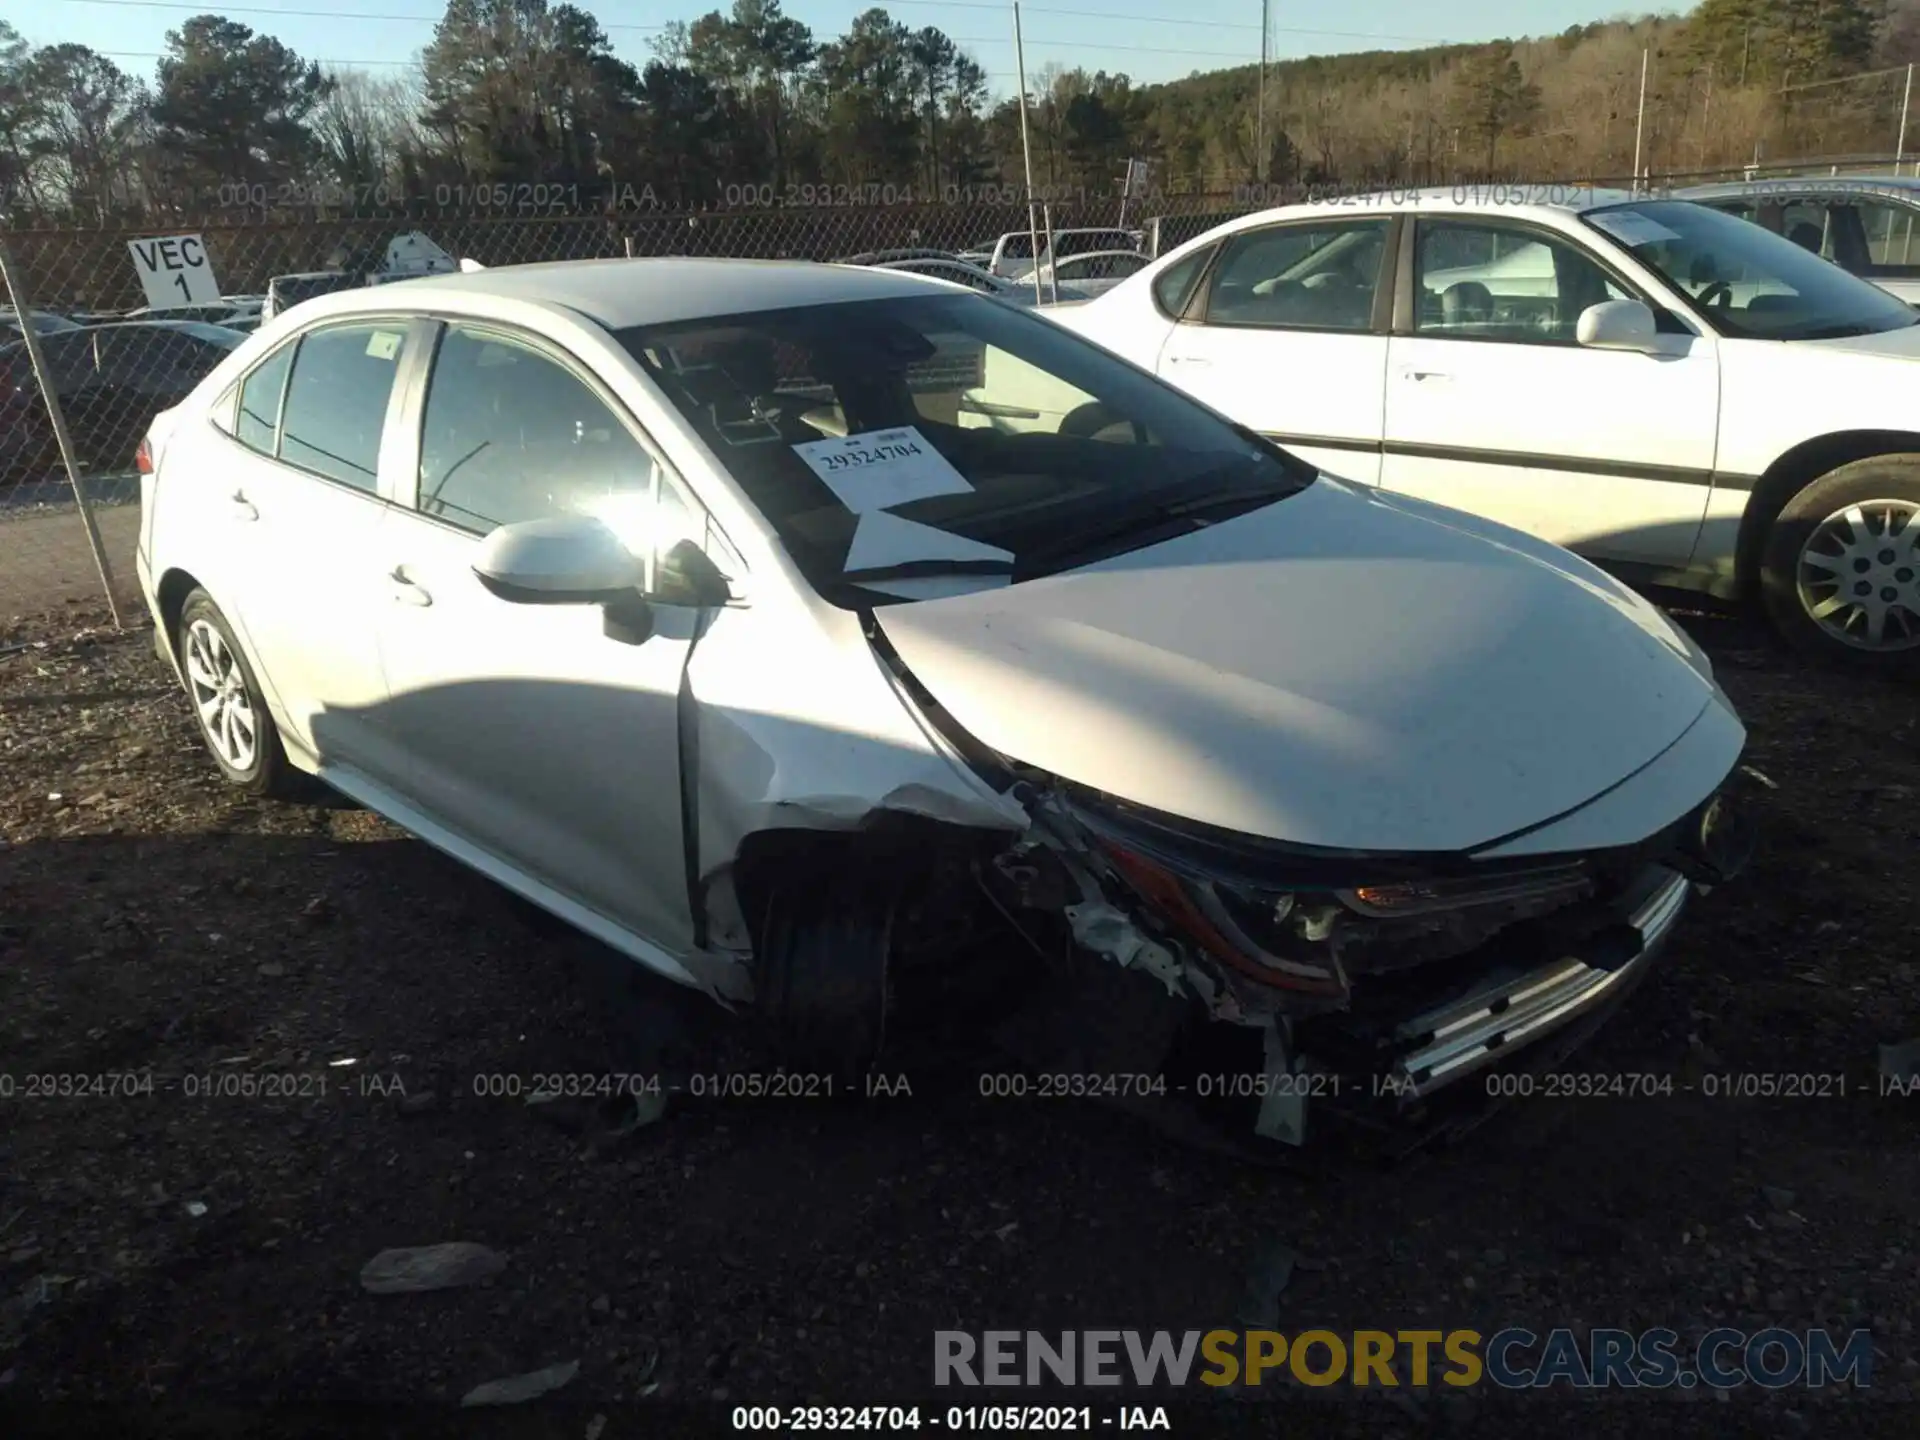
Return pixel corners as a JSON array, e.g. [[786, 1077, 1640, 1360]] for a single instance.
[[276, 323, 409, 491]]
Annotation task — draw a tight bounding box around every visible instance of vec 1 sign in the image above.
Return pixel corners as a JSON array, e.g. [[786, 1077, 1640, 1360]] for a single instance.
[[128, 234, 222, 308]]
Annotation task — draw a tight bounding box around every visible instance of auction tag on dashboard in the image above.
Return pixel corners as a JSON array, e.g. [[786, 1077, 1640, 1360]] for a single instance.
[[365, 330, 404, 361], [1585, 210, 1683, 247], [791, 426, 974, 513]]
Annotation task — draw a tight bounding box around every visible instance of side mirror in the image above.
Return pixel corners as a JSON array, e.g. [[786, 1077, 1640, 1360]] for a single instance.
[[1577, 298, 1661, 353], [472, 515, 644, 605]]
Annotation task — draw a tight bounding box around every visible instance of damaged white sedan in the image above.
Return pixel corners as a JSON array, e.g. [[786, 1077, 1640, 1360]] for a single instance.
[[134, 258, 1754, 1147]]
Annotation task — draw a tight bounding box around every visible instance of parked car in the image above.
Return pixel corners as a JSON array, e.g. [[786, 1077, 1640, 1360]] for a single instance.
[[134, 258, 1750, 1148], [261, 233, 464, 322], [126, 298, 266, 332], [1, 308, 82, 337], [1032, 249, 1150, 300], [1049, 190, 1920, 669], [986, 227, 1143, 280], [833, 248, 966, 265], [1675, 175, 1920, 306], [1, 320, 245, 481], [261, 270, 359, 322], [857, 254, 1089, 306]]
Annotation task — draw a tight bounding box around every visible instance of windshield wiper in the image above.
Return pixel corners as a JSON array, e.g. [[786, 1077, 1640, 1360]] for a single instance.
[[841, 558, 1015, 585], [1789, 322, 1884, 340], [1018, 477, 1298, 574]]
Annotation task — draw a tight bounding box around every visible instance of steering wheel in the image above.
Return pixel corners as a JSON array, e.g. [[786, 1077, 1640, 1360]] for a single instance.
[[1697, 280, 1733, 309]]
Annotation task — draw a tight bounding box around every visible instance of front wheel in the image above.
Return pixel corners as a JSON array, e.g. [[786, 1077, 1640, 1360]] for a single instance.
[[177, 589, 297, 796], [1759, 455, 1920, 671]]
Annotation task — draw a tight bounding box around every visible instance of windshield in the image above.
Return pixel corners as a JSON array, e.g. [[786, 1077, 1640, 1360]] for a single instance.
[[615, 293, 1312, 606], [1582, 199, 1920, 339]]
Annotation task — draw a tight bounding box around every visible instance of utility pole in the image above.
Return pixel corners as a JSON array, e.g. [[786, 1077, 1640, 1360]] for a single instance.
[[1012, 0, 1043, 306], [1699, 63, 1713, 168], [1632, 46, 1649, 192], [1900, 62, 1915, 175], [1256, 0, 1269, 180]]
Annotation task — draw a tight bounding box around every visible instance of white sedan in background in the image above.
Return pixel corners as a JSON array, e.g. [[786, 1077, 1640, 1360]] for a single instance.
[[861, 254, 1089, 306], [1676, 175, 1920, 305], [133, 257, 1748, 1148], [1033, 249, 1151, 300], [1050, 190, 1920, 669]]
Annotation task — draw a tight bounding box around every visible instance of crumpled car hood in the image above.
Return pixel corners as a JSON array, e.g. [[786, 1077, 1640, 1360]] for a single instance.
[[875, 477, 1731, 854]]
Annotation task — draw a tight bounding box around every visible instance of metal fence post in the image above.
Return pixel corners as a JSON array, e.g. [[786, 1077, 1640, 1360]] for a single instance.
[[0, 235, 127, 629]]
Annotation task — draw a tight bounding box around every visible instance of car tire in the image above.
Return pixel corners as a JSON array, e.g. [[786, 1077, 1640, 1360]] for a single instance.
[[754, 865, 901, 1083], [175, 589, 297, 797], [1759, 454, 1920, 671]]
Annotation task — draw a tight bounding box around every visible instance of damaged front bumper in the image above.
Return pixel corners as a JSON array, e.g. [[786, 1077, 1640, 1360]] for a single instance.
[[1387, 865, 1688, 1098], [998, 776, 1753, 1148]]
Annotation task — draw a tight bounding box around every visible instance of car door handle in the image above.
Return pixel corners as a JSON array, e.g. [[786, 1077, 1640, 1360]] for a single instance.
[[1165, 355, 1211, 367], [228, 492, 257, 521], [388, 568, 432, 607], [1401, 369, 1451, 382]]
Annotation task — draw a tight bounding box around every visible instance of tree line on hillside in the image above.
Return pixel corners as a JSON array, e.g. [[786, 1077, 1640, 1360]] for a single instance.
[[4, 0, 1920, 227]]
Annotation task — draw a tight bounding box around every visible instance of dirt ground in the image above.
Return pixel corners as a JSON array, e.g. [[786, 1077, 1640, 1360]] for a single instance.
[[2, 588, 1918, 1439]]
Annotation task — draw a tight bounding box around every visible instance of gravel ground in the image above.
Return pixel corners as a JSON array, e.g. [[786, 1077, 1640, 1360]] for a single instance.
[[1, 598, 1917, 1439]]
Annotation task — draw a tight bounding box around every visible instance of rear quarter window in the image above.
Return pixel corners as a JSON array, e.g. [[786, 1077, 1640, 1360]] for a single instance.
[[1152, 244, 1217, 318]]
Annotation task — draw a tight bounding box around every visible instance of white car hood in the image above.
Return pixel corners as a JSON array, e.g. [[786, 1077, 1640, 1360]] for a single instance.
[[876, 478, 1732, 854], [1796, 319, 1920, 361]]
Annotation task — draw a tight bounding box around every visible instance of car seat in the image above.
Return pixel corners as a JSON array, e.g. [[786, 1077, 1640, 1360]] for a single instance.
[[1440, 281, 1495, 330]]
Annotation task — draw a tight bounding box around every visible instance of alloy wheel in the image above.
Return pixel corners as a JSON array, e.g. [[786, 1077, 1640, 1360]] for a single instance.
[[183, 617, 259, 772], [1794, 498, 1920, 651]]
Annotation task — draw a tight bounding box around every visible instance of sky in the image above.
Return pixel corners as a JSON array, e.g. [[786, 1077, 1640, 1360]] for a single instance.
[[20, 0, 1656, 98]]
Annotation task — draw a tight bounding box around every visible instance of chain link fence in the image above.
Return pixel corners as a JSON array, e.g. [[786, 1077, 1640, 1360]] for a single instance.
[[4, 158, 1916, 627]]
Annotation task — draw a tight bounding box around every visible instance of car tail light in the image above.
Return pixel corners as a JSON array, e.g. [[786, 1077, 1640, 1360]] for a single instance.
[[135, 436, 154, 474]]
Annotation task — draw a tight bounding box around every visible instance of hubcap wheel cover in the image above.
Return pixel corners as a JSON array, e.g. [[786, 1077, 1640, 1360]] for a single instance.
[[183, 618, 259, 772], [1794, 498, 1920, 652]]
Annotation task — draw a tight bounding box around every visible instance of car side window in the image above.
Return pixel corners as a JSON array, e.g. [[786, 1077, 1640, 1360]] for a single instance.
[[1152, 244, 1215, 318], [1855, 199, 1920, 275], [1202, 220, 1388, 331], [1413, 221, 1632, 345], [233, 341, 294, 454], [416, 325, 659, 539], [1779, 202, 1835, 259], [277, 323, 408, 491]]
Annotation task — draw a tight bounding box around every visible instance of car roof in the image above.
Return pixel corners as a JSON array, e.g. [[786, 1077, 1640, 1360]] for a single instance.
[[1167, 186, 1645, 250], [298, 257, 944, 330], [1674, 174, 1920, 201]]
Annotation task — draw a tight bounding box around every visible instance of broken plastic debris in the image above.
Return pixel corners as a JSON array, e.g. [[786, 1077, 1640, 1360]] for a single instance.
[[359, 1241, 506, 1294], [585, 1415, 608, 1440], [185, 1201, 207, 1218], [461, 1359, 580, 1407], [1739, 765, 1779, 790]]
